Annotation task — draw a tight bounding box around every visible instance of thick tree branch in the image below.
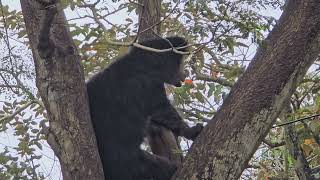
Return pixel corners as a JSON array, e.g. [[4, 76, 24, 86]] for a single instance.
[[174, 0, 320, 179], [20, 1, 104, 179]]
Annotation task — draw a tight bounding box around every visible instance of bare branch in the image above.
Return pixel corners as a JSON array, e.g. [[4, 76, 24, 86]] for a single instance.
[[0, 84, 19, 88]]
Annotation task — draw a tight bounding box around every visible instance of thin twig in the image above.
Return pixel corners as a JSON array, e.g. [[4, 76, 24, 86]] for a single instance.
[[273, 113, 320, 128]]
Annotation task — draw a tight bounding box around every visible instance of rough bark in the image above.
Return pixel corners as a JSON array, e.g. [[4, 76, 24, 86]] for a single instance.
[[138, 0, 183, 164], [174, 0, 320, 179], [20, 1, 104, 179], [137, 0, 161, 41]]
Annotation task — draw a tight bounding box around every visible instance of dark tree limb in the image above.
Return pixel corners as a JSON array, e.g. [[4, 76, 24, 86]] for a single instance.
[[20, 1, 104, 179], [285, 125, 313, 180], [174, 0, 320, 179]]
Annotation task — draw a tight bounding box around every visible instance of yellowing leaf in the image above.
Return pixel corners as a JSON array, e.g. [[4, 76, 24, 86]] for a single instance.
[[304, 138, 316, 145]]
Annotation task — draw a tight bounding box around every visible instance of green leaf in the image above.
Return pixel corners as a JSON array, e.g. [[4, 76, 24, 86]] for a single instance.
[[208, 83, 215, 97], [222, 37, 236, 55], [196, 83, 205, 90], [194, 92, 205, 103]]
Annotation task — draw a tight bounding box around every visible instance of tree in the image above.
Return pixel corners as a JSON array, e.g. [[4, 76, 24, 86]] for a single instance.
[[1, 0, 319, 179], [174, 0, 320, 179], [20, 1, 104, 179]]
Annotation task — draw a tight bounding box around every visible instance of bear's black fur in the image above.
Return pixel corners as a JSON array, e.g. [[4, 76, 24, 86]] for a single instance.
[[87, 37, 202, 180]]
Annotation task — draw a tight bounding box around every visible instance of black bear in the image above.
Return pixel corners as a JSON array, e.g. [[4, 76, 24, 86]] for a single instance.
[[87, 37, 202, 180], [34, 5, 201, 180]]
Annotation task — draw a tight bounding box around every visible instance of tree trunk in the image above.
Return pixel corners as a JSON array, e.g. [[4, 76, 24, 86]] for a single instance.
[[174, 0, 320, 179], [138, 0, 183, 164], [137, 0, 161, 41], [20, 1, 104, 179]]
